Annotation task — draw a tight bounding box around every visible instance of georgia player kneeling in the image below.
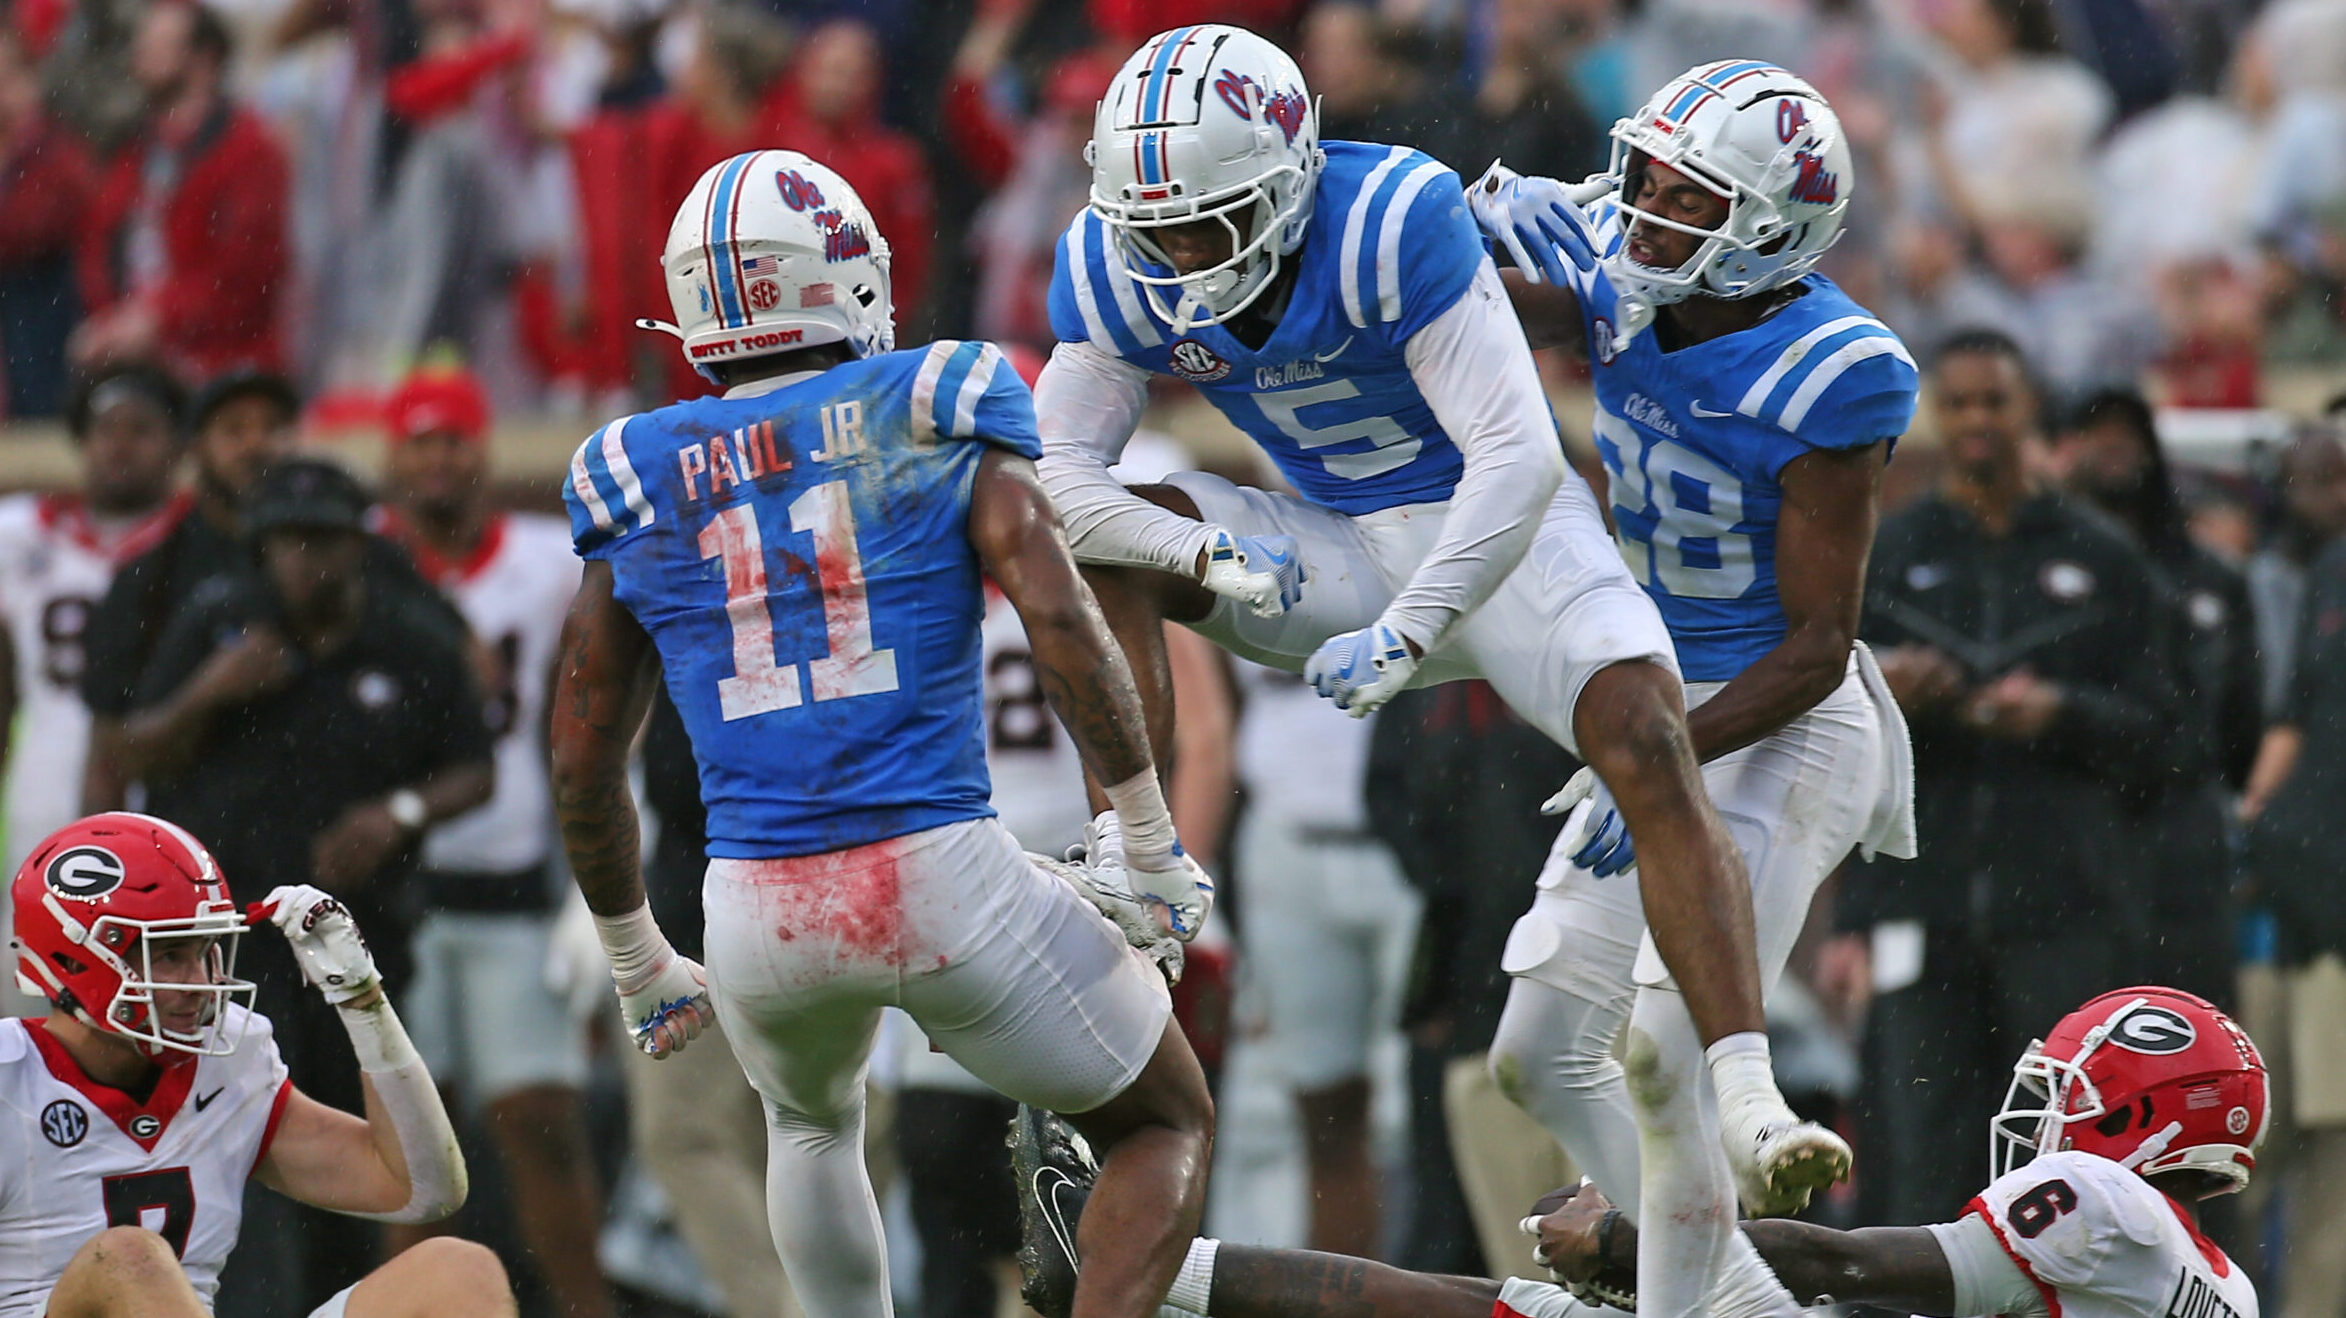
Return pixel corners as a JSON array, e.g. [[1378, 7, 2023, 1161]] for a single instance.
[[2, 813, 514, 1318], [1012, 986, 2265, 1318]]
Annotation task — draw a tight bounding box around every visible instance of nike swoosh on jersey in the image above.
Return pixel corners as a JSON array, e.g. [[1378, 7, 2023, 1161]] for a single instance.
[[194, 1087, 224, 1112], [1689, 402, 1734, 418], [1314, 336, 1355, 363]]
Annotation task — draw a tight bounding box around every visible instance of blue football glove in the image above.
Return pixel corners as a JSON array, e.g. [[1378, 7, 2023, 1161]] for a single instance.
[[1200, 527, 1307, 618], [1541, 766, 1636, 878], [1469, 161, 1613, 287], [1305, 620, 1418, 717]]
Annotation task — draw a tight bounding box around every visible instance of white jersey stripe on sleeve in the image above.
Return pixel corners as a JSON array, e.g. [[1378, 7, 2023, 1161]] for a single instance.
[[912, 341, 957, 441], [1063, 220, 1117, 349], [569, 430, 617, 533], [1375, 161, 1448, 323], [1734, 315, 1883, 419], [600, 416, 654, 530], [1340, 146, 1413, 329], [952, 343, 1003, 437], [1776, 335, 1914, 431]]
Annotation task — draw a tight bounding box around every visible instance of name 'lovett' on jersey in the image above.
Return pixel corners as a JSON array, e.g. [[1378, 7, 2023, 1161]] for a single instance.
[[565, 340, 1040, 860]]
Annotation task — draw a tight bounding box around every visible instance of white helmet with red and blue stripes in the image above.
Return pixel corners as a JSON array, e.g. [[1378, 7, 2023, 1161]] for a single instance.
[[1087, 25, 1323, 331], [647, 150, 895, 375], [1604, 60, 1852, 311]]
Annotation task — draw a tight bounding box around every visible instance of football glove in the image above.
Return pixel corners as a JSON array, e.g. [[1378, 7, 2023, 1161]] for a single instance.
[[1126, 846, 1215, 942], [1542, 766, 1636, 878], [1305, 621, 1418, 717], [254, 885, 379, 1005], [1470, 161, 1611, 287], [1199, 527, 1307, 618], [1029, 851, 1185, 985], [615, 952, 715, 1060]]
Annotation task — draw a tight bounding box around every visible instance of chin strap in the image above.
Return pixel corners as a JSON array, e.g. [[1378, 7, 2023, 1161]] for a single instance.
[[2121, 1120, 2186, 1172], [635, 318, 685, 340]]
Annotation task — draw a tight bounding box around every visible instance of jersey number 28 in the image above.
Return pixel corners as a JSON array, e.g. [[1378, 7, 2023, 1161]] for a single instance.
[[1596, 411, 1756, 600], [699, 481, 899, 721]]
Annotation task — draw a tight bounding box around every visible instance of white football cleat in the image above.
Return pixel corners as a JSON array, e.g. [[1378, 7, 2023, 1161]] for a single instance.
[[1719, 1095, 1852, 1217]]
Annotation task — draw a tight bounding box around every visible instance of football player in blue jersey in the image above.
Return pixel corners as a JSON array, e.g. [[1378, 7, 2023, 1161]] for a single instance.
[[546, 150, 1216, 1318], [1034, 20, 1838, 1260], [1466, 61, 1921, 1318]]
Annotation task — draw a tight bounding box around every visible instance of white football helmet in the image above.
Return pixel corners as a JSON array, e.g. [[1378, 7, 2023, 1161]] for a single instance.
[[1088, 24, 1324, 331], [642, 149, 895, 375], [1603, 60, 1852, 315]]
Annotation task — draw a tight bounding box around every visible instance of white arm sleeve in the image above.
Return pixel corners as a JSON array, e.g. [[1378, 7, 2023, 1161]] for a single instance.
[[1381, 258, 1566, 652], [1036, 339, 1216, 575], [335, 997, 467, 1224], [1926, 1215, 2050, 1318]]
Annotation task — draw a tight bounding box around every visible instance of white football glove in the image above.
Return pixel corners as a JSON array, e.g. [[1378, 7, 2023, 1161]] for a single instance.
[[614, 952, 715, 1060], [1199, 527, 1307, 618], [1305, 620, 1418, 717], [1468, 161, 1653, 355], [1029, 851, 1184, 985], [256, 884, 379, 1005], [1125, 847, 1216, 943], [1542, 766, 1636, 877]]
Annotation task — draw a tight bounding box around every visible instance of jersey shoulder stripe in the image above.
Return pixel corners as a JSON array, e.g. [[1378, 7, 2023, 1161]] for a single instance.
[[1336, 145, 1413, 329], [1056, 211, 1166, 356], [1735, 315, 1913, 431], [914, 340, 1000, 441], [565, 415, 655, 556]]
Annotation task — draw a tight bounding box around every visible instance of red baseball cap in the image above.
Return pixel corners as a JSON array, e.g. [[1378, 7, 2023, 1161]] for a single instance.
[[385, 369, 491, 444]]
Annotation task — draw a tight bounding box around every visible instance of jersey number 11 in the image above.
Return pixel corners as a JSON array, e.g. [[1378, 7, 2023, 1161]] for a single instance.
[[699, 481, 900, 720]]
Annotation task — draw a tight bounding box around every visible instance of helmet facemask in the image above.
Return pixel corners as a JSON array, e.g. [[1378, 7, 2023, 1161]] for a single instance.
[[1094, 156, 1310, 334], [1604, 135, 1826, 309], [1993, 1037, 2102, 1180], [67, 900, 254, 1061]]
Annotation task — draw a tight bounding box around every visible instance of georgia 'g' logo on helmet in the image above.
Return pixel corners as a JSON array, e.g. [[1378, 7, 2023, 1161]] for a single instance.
[[44, 845, 126, 900], [2105, 1003, 2197, 1055], [1994, 986, 2269, 1198]]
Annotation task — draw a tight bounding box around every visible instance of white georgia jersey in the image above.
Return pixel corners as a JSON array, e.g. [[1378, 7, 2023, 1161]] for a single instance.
[[980, 585, 1089, 859], [1234, 660, 1373, 832], [0, 1008, 290, 1317], [406, 512, 582, 875], [1962, 1149, 2257, 1318], [0, 492, 189, 878]]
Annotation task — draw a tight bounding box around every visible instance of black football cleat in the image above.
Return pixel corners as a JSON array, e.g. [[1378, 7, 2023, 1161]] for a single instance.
[[1010, 1104, 1096, 1318]]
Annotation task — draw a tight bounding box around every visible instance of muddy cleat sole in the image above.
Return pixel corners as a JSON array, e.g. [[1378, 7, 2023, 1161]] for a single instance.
[[1011, 1105, 1097, 1318], [1722, 1106, 1852, 1217]]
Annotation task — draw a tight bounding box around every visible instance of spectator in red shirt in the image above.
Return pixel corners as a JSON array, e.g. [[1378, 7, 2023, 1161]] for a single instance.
[[763, 18, 933, 328], [70, 1, 288, 382], [0, 27, 94, 417]]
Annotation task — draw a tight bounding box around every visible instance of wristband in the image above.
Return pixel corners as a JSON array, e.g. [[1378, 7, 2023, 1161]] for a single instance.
[[592, 903, 674, 993], [335, 996, 422, 1073], [1101, 769, 1177, 868], [1597, 1208, 1627, 1275]]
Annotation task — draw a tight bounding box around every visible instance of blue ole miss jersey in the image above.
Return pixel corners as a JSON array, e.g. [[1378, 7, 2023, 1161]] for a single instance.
[[1572, 226, 1918, 682], [1049, 140, 1488, 516], [563, 341, 1041, 858]]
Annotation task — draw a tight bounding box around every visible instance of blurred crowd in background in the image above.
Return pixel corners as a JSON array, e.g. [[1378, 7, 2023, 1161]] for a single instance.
[[6, 0, 2346, 1317], [2, 0, 2345, 421]]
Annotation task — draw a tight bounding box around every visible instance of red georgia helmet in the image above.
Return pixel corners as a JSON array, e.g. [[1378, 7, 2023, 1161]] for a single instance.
[[10, 813, 255, 1062], [1993, 986, 2268, 1196]]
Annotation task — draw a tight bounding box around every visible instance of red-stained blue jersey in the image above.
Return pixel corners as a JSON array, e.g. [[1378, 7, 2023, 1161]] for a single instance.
[[564, 341, 1042, 859]]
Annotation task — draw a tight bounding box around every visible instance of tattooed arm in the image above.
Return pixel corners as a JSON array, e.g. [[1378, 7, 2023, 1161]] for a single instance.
[[968, 449, 1158, 792], [548, 560, 660, 917], [1205, 1246, 1498, 1318]]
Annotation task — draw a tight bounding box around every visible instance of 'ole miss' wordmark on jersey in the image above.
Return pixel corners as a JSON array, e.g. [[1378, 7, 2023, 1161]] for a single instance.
[[1571, 234, 1917, 682], [1969, 1149, 2258, 1318], [565, 341, 1043, 859], [1050, 140, 1486, 516], [0, 1008, 291, 1318]]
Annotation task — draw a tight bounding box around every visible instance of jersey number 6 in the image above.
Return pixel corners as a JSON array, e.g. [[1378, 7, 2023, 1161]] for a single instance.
[[699, 481, 900, 721]]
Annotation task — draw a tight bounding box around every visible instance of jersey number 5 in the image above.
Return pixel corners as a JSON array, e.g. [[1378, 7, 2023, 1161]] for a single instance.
[[699, 481, 900, 721]]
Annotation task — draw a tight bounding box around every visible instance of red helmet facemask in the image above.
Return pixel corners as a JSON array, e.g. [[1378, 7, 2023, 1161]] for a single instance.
[[1993, 986, 2269, 1197], [10, 813, 256, 1064]]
